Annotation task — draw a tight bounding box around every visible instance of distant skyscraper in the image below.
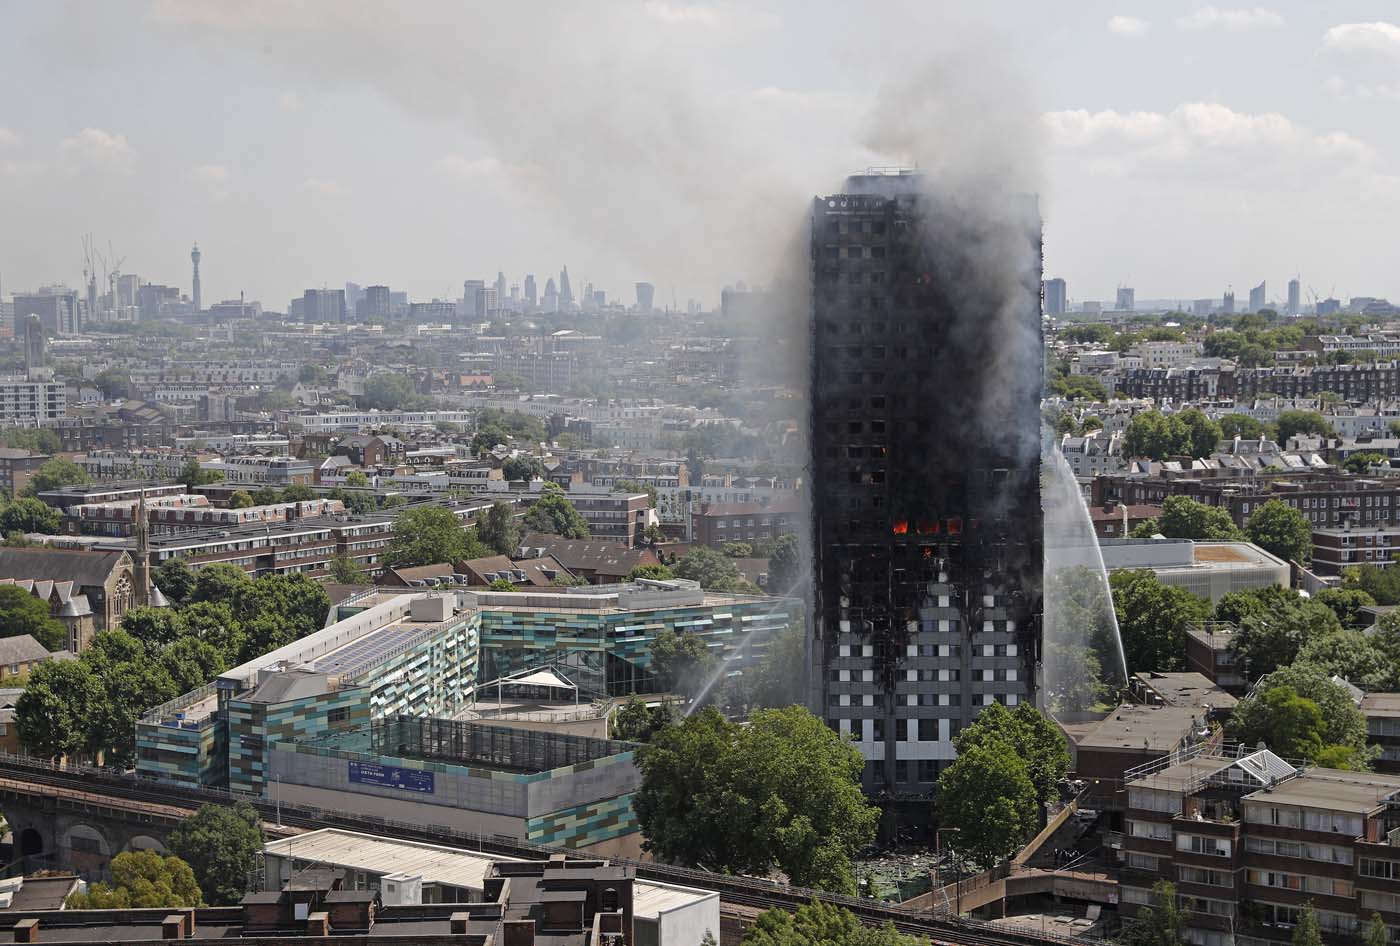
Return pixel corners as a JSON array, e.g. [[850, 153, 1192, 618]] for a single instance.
[[1222, 291, 1235, 315], [23, 315, 45, 379], [494, 272, 508, 309], [811, 171, 1042, 822], [1249, 281, 1266, 313], [1287, 278, 1301, 317], [463, 279, 488, 320], [1043, 278, 1067, 316], [635, 282, 656, 313], [524, 274, 537, 307], [344, 282, 365, 315], [190, 243, 202, 312], [15, 289, 80, 336], [559, 267, 573, 307], [543, 277, 559, 313], [302, 288, 346, 323], [1116, 286, 1135, 311], [1318, 298, 1342, 317], [359, 285, 391, 320]]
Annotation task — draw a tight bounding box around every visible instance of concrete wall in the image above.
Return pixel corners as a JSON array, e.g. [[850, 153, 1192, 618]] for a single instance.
[[271, 780, 525, 839]]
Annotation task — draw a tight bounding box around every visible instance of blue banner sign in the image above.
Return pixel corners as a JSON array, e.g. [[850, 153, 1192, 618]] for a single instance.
[[348, 760, 435, 794]]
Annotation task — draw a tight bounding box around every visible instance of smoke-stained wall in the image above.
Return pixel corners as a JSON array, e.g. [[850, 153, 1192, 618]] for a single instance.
[[808, 171, 1043, 825]]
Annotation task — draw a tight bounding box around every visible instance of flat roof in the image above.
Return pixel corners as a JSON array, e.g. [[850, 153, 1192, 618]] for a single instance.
[[1361, 692, 1400, 718], [1132, 756, 1234, 793], [262, 829, 715, 921], [1075, 704, 1206, 752], [1243, 769, 1400, 813], [1134, 671, 1238, 710]]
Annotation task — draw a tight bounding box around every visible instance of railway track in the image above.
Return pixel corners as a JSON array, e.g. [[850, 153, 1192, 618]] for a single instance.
[[0, 757, 1100, 946]]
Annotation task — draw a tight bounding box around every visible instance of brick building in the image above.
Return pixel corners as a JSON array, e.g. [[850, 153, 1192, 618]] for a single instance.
[[689, 498, 801, 548]]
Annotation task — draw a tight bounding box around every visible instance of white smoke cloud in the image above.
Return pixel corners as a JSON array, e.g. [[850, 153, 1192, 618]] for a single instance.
[[277, 91, 303, 112], [0, 128, 18, 148], [1321, 21, 1400, 98], [301, 177, 344, 196]]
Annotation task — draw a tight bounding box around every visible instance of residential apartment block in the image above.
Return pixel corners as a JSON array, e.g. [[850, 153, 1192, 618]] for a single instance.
[[1120, 746, 1400, 946]]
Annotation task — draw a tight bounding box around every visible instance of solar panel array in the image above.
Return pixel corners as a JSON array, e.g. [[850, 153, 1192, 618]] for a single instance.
[[310, 621, 441, 678]]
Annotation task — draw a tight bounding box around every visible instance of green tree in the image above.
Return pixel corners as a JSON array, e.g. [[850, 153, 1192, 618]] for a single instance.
[[1274, 410, 1335, 442], [0, 584, 67, 650], [1110, 569, 1212, 673], [0, 497, 60, 534], [1246, 499, 1313, 563], [344, 470, 371, 488], [189, 562, 254, 606], [627, 563, 674, 581], [179, 459, 223, 490], [523, 491, 590, 539], [635, 706, 878, 893], [766, 533, 802, 595], [1130, 495, 1242, 541], [179, 602, 244, 663], [1218, 413, 1271, 441], [953, 703, 1069, 810], [120, 606, 188, 649], [1120, 881, 1187, 946], [615, 479, 658, 508], [1176, 408, 1223, 459], [1344, 452, 1388, 474], [1231, 665, 1370, 762], [722, 541, 753, 558], [14, 659, 103, 759], [159, 637, 227, 693], [1312, 587, 1377, 628], [384, 506, 485, 567], [1344, 564, 1400, 606], [281, 484, 315, 503], [1364, 912, 1388, 946], [1123, 411, 1191, 461], [67, 850, 202, 909], [250, 486, 281, 505], [168, 802, 266, 906], [1051, 374, 1108, 402], [361, 372, 420, 411], [1292, 903, 1323, 946], [1295, 629, 1394, 691], [673, 546, 749, 592], [329, 554, 369, 584], [937, 742, 1038, 868], [611, 695, 676, 743], [742, 900, 928, 946], [21, 457, 91, 497], [649, 627, 718, 697], [476, 501, 522, 556], [93, 655, 179, 767], [488, 577, 517, 591], [228, 490, 255, 510], [1247, 686, 1326, 760], [235, 573, 330, 637], [1220, 588, 1342, 679]]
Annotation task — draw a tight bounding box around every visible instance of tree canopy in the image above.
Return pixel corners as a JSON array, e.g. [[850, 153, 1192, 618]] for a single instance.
[[1110, 569, 1212, 673], [1120, 882, 1187, 946], [476, 501, 522, 556], [1274, 410, 1335, 442], [20, 457, 91, 497], [383, 506, 486, 567], [648, 627, 717, 698], [168, 802, 265, 906], [0, 584, 67, 650], [522, 492, 590, 539], [766, 533, 802, 596], [67, 850, 202, 909], [1230, 665, 1371, 767], [741, 900, 929, 946], [1218, 586, 1342, 679], [937, 741, 1038, 868], [672, 546, 759, 593], [635, 706, 878, 893], [1245, 499, 1313, 564], [1130, 495, 1242, 541], [953, 703, 1069, 810]]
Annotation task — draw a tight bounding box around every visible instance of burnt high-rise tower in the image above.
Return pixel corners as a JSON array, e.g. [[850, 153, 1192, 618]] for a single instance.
[[809, 170, 1043, 830]]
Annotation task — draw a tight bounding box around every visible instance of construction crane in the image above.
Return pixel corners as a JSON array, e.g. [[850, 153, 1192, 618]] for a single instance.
[[106, 240, 126, 316], [81, 234, 98, 318]]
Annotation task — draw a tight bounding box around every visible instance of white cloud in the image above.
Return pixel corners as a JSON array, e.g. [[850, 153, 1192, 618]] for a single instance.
[[301, 177, 344, 196], [277, 91, 302, 112], [1178, 6, 1284, 30], [1108, 16, 1149, 36], [189, 163, 228, 184], [1324, 20, 1400, 55], [436, 155, 502, 180], [1042, 103, 1373, 186], [0, 128, 18, 148], [1321, 22, 1400, 97], [60, 128, 135, 172], [642, 1, 777, 34]]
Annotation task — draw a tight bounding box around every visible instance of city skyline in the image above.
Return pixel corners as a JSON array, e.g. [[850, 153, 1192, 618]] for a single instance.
[[5, 2, 1400, 308]]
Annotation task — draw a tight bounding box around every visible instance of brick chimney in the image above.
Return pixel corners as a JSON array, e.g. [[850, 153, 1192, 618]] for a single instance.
[[12, 918, 37, 943]]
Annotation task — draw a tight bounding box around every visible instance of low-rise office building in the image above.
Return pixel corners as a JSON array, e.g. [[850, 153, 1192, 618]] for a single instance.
[[1101, 539, 1290, 602], [1312, 523, 1400, 576]]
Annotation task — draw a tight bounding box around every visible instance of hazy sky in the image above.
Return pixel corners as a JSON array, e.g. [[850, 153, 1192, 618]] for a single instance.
[[4, 1, 1400, 310]]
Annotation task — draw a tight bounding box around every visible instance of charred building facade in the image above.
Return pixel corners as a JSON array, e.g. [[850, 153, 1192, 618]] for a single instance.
[[809, 171, 1043, 829]]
